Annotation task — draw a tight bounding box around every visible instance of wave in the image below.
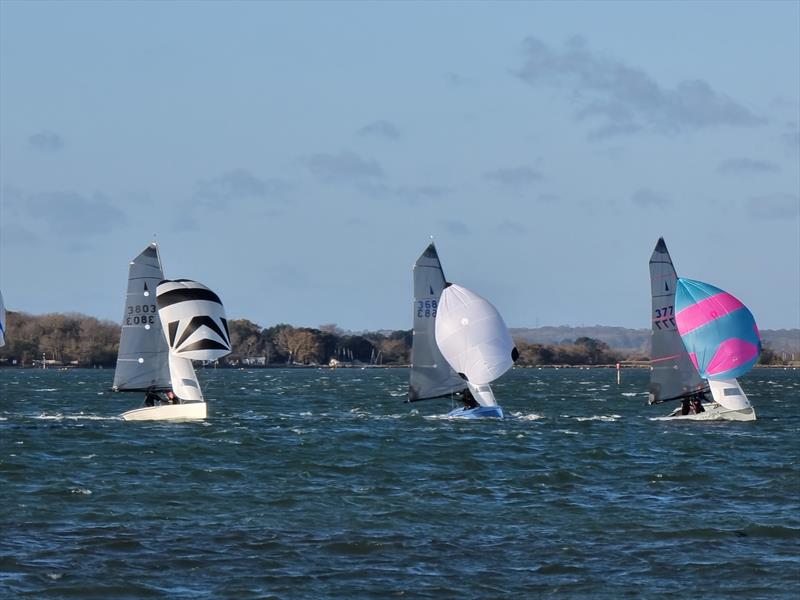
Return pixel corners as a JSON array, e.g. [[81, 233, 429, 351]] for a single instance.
[[575, 414, 621, 422], [34, 413, 120, 421]]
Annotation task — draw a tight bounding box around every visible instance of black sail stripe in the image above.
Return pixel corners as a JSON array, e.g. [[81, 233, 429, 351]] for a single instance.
[[174, 315, 229, 350], [175, 339, 230, 354], [220, 317, 230, 344], [168, 321, 179, 347], [157, 287, 222, 309]]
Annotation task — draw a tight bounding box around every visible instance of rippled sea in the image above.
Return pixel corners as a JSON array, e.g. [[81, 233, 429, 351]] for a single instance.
[[1, 367, 798, 599]]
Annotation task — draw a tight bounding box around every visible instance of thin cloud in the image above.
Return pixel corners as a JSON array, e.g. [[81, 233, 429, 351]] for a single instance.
[[497, 220, 528, 235], [632, 188, 671, 209], [781, 129, 800, 154], [21, 191, 126, 235], [485, 166, 544, 186], [194, 169, 291, 206], [717, 158, 780, 175], [358, 182, 450, 203], [305, 151, 384, 183], [444, 72, 475, 88], [28, 131, 65, 152], [516, 36, 765, 138], [438, 219, 470, 235], [0, 223, 40, 246], [357, 120, 401, 140], [747, 193, 799, 220]]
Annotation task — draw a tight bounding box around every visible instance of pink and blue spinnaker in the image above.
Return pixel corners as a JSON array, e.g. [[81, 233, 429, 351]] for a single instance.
[[674, 278, 761, 381]]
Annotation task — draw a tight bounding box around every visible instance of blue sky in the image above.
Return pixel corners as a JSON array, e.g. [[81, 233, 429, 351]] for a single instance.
[[1, 0, 798, 331]]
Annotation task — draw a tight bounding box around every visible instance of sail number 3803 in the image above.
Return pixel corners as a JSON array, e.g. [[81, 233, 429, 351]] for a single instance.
[[126, 304, 157, 326], [417, 299, 437, 318]]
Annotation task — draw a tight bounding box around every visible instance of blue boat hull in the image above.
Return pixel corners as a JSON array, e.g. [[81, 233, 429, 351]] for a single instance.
[[446, 405, 504, 419]]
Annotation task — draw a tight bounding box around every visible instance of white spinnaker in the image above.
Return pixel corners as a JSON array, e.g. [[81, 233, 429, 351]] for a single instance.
[[156, 279, 231, 401], [708, 378, 753, 411], [0, 289, 6, 347], [168, 354, 204, 402], [156, 280, 231, 361], [435, 284, 515, 387]]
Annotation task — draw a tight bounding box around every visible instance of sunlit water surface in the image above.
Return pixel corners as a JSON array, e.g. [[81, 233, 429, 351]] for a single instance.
[[1, 367, 798, 598]]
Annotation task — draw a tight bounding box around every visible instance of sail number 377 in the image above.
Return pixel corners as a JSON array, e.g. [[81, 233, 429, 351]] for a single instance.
[[126, 304, 157, 326], [417, 299, 438, 318], [653, 305, 675, 330]]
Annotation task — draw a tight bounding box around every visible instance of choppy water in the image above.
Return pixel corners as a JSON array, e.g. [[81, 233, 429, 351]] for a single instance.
[[1, 367, 798, 599]]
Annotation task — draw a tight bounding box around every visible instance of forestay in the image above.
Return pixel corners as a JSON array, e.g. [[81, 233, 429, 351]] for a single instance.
[[112, 243, 171, 391], [408, 243, 466, 402], [434, 284, 517, 386], [647, 238, 706, 404]]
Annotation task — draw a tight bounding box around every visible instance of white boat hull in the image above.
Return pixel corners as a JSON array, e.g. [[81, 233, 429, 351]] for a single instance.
[[653, 402, 756, 422], [121, 402, 206, 421]]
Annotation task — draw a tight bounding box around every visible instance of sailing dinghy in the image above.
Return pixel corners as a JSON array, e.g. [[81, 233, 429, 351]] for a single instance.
[[647, 238, 758, 421], [113, 243, 231, 421], [407, 243, 517, 419], [670, 278, 759, 421]]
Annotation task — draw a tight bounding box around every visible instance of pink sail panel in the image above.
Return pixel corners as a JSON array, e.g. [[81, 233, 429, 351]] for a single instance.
[[705, 339, 760, 377], [675, 292, 745, 336]]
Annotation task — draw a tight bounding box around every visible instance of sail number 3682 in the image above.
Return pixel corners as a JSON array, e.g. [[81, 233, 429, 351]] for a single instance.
[[417, 299, 438, 318], [126, 304, 157, 326]]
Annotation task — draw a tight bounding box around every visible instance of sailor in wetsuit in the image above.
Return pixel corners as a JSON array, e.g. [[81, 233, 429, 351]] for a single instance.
[[144, 389, 163, 407], [462, 388, 479, 410]]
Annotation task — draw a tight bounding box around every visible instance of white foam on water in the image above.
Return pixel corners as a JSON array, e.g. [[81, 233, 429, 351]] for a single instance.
[[575, 414, 621, 422], [34, 388, 58, 392], [511, 412, 545, 421], [69, 487, 92, 495], [621, 392, 639, 397], [35, 413, 118, 421]]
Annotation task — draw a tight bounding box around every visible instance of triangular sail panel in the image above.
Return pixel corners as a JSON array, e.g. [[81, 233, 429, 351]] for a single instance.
[[408, 243, 466, 401], [112, 243, 171, 391], [434, 284, 516, 387], [156, 280, 232, 361], [675, 278, 761, 381], [168, 354, 204, 402], [647, 238, 707, 404]]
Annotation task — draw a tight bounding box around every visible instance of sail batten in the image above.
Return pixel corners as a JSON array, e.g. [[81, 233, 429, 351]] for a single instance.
[[647, 238, 707, 404]]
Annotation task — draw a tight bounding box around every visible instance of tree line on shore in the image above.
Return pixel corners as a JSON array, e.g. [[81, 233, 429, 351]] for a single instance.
[[0, 311, 793, 368]]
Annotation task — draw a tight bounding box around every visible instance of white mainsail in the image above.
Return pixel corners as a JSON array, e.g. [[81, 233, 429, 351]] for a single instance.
[[112, 243, 171, 391], [156, 279, 231, 403], [434, 284, 517, 406], [408, 243, 466, 401]]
